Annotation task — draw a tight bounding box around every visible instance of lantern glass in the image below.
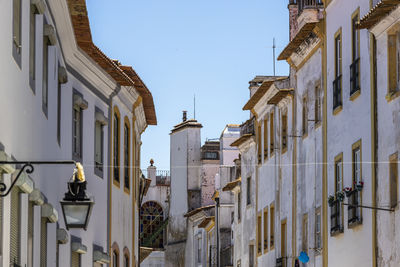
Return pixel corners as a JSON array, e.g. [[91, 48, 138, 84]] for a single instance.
[[60, 200, 94, 230]]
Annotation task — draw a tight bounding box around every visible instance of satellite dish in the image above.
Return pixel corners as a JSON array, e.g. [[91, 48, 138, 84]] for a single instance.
[[299, 251, 309, 263]]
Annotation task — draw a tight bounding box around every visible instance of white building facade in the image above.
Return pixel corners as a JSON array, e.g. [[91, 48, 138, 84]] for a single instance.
[[0, 0, 156, 266]]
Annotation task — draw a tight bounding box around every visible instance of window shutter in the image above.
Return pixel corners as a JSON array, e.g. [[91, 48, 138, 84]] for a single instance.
[[10, 187, 21, 266], [71, 252, 80, 267], [40, 218, 47, 267], [28, 202, 34, 267]]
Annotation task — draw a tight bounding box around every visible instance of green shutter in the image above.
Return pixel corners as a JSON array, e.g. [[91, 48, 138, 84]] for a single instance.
[[10, 187, 21, 266]]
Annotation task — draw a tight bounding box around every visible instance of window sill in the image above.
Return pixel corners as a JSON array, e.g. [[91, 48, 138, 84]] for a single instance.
[[314, 121, 322, 129], [386, 90, 400, 103], [113, 179, 121, 188], [263, 248, 268, 254], [333, 105, 343, 116], [94, 167, 104, 178], [302, 133, 308, 140], [330, 226, 344, 237], [348, 217, 362, 229], [124, 187, 131, 195], [350, 89, 361, 101], [281, 148, 287, 154]]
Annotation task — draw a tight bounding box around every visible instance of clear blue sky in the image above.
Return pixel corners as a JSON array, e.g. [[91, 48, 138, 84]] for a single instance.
[[86, 0, 290, 170]]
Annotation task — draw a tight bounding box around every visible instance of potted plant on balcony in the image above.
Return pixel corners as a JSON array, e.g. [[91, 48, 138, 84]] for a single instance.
[[336, 191, 345, 202], [343, 187, 353, 197], [328, 195, 335, 207], [355, 181, 364, 192]]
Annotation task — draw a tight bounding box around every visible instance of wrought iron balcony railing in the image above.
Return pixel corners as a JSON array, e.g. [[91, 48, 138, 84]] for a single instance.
[[347, 189, 362, 225], [330, 199, 343, 234], [296, 0, 323, 15], [333, 75, 342, 111], [350, 58, 360, 96]]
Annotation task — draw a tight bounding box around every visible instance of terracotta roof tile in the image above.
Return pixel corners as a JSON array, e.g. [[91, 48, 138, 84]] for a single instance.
[[358, 0, 400, 29]]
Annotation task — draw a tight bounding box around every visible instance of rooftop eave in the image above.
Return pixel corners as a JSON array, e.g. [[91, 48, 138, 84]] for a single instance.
[[243, 77, 287, 111], [358, 0, 400, 30]]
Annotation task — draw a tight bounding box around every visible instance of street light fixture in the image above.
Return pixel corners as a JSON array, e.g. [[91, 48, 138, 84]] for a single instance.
[[0, 160, 95, 230]]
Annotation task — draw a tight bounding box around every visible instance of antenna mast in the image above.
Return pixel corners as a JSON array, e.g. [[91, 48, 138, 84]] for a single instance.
[[273, 38, 276, 76], [194, 94, 196, 120]]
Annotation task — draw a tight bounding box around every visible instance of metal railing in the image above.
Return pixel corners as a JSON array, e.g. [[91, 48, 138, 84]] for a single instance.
[[350, 58, 360, 96], [333, 75, 342, 111], [330, 199, 343, 234], [347, 190, 361, 225], [297, 0, 323, 15], [240, 117, 255, 136]]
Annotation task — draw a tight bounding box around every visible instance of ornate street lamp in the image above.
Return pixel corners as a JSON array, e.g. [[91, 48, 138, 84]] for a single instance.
[[60, 163, 94, 230], [0, 161, 95, 230]]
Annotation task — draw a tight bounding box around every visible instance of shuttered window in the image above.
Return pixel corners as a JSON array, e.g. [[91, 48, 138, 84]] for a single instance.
[[40, 218, 47, 267], [13, 0, 22, 51], [71, 252, 80, 267], [28, 202, 34, 267], [10, 187, 21, 266]]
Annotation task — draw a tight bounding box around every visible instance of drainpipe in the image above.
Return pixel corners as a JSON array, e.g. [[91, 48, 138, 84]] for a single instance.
[[108, 85, 121, 262]]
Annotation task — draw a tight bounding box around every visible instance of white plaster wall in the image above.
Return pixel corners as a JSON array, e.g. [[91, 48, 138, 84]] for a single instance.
[[326, 1, 374, 266], [294, 48, 323, 267]]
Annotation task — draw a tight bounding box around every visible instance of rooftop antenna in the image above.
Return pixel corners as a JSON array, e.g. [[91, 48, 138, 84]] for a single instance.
[[194, 94, 196, 120], [273, 37, 276, 76]]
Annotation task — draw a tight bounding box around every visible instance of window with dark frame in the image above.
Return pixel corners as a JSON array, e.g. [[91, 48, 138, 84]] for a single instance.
[[238, 191, 241, 221], [315, 86, 321, 124], [113, 112, 120, 184], [197, 235, 202, 263], [282, 111, 288, 151], [315, 207, 321, 250], [95, 120, 104, 173], [247, 177, 251, 206], [113, 250, 119, 267], [257, 213, 262, 255], [270, 112, 274, 155], [72, 102, 83, 160], [13, 0, 22, 54], [29, 4, 38, 89], [331, 156, 343, 234], [263, 118, 268, 159], [388, 31, 400, 95], [350, 12, 360, 96], [270, 205, 275, 249], [302, 214, 308, 253], [390, 152, 398, 209], [124, 254, 129, 267], [333, 31, 342, 110], [302, 97, 308, 136], [263, 208, 268, 251], [349, 144, 362, 225], [124, 122, 130, 191], [42, 36, 50, 116]]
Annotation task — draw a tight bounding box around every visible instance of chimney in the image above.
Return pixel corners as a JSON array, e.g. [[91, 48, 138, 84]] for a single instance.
[[147, 159, 157, 187], [288, 1, 299, 41], [182, 110, 187, 122]]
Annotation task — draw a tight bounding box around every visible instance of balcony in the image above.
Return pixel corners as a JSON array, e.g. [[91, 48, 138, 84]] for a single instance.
[[296, 0, 323, 30], [347, 189, 362, 226], [240, 117, 255, 136], [330, 199, 343, 235]]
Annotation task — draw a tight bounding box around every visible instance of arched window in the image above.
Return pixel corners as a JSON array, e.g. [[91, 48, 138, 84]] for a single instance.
[[112, 242, 120, 267], [123, 247, 130, 267], [113, 107, 121, 186], [140, 201, 164, 248]]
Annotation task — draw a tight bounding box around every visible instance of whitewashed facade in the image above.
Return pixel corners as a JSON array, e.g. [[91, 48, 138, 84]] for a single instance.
[[0, 0, 156, 266]]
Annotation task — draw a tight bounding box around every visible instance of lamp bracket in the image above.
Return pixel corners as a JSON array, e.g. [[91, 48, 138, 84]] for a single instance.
[[0, 161, 76, 198]]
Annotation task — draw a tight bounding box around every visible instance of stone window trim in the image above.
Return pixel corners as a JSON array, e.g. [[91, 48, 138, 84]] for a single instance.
[[263, 207, 268, 253], [113, 106, 121, 188], [333, 27, 343, 113], [270, 203, 275, 250], [263, 118, 268, 160], [387, 23, 400, 102], [111, 242, 120, 267], [257, 212, 262, 256], [12, 0, 22, 68], [94, 107, 107, 178], [72, 90, 87, 162], [350, 8, 361, 100], [123, 247, 130, 267], [389, 152, 399, 210], [331, 153, 344, 236]]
